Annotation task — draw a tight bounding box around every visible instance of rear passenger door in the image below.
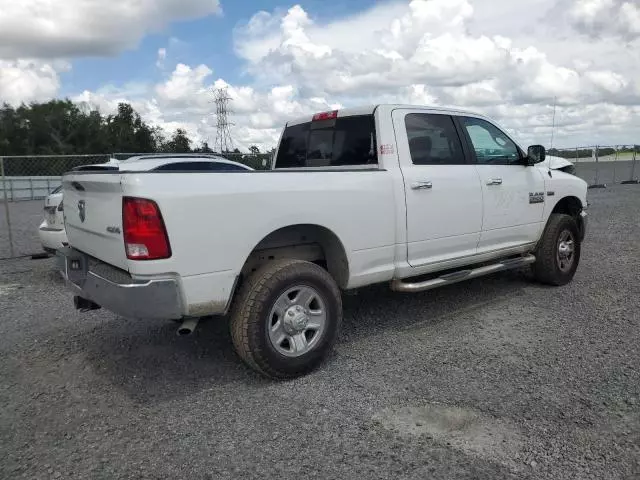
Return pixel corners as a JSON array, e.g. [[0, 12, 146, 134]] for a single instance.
[[392, 110, 483, 267], [457, 116, 546, 252]]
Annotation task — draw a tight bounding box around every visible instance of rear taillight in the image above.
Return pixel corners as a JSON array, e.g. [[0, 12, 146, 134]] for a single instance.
[[122, 197, 171, 260], [312, 110, 338, 121]]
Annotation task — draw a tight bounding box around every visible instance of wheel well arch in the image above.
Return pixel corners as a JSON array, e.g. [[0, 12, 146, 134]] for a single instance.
[[551, 195, 583, 216], [240, 224, 350, 289], [550, 195, 585, 240]]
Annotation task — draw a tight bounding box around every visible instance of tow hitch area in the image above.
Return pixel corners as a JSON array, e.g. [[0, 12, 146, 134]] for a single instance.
[[74, 296, 101, 312]]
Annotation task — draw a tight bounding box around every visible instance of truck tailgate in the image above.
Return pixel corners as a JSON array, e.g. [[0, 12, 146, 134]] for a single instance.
[[62, 173, 128, 271]]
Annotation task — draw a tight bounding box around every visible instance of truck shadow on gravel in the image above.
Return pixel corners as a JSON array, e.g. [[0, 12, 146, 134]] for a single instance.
[[75, 315, 258, 402], [75, 269, 533, 403], [339, 269, 533, 338]]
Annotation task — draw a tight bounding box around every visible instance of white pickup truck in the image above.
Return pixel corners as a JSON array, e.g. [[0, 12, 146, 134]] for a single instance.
[[59, 104, 588, 379]]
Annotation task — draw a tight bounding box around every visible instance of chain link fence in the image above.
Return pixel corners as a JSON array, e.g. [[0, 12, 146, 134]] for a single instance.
[[549, 145, 639, 188], [0, 152, 272, 258], [1, 147, 637, 259]]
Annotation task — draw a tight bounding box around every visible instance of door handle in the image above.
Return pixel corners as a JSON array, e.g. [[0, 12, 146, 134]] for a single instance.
[[486, 178, 503, 186], [411, 181, 433, 190]]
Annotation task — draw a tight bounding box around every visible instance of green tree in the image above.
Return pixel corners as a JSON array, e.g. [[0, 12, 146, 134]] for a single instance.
[[162, 128, 192, 153], [0, 99, 205, 170], [196, 141, 213, 153], [105, 103, 158, 153], [0, 103, 28, 155], [249, 145, 260, 155]]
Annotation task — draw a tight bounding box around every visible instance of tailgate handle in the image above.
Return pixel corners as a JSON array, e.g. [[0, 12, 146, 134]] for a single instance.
[[71, 181, 85, 191]]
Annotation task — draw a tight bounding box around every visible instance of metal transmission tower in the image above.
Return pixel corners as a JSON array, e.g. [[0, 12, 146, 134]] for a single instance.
[[212, 87, 235, 153]]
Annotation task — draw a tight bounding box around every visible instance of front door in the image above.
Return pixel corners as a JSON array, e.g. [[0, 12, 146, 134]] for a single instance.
[[392, 110, 483, 267], [457, 116, 546, 253]]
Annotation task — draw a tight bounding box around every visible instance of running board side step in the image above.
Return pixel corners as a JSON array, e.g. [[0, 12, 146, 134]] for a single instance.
[[391, 254, 536, 293]]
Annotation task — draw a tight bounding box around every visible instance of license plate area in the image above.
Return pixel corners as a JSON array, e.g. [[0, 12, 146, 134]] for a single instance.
[[59, 248, 88, 286]]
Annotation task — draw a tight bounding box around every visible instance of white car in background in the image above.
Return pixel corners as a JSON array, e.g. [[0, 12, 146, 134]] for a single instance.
[[38, 154, 253, 254], [39, 185, 68, 254]]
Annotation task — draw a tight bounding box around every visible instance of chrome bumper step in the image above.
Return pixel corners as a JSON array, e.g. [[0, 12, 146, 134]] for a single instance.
[[391, 254, 536, 293]]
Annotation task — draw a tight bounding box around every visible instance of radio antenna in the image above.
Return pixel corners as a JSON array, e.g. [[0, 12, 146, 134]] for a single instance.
[[550, 96, 557, 150]]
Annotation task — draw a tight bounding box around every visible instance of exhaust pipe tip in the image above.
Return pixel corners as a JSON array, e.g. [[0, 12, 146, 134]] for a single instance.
[[177, 326, 194, 336], [176, 317, 199, 336]]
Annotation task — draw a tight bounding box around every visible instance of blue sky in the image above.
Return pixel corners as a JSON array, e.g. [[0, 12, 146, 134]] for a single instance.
[[1, 0, 639, 149], [60, 0, 381, 96]]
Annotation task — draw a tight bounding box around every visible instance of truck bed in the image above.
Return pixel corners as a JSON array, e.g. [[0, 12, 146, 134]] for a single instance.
[[62, 169, 398, 315]]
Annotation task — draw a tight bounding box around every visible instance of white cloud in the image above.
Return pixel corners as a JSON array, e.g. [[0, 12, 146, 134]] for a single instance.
[[156, 63, 213, 109], [227, 0, 640, 147], [0, 0, 221, 59], [156, 48, 167, 68], [569, 0, 640, 40], [73, 64, 339, 151], [4, 0, 640, 150], [234, 0, 640, 106], [0, 59, 67, 105]]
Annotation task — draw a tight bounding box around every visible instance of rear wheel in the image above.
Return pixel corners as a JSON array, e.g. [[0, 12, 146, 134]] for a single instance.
[[230, 259, 342, 379], [532, 213, 581, 286]]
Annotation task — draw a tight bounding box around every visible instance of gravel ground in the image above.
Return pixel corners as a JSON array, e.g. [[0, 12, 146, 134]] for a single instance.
[[1, 186, 639, 480]]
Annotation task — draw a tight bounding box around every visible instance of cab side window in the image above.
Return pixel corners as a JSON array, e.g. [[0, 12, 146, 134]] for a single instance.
[[460, 117, 521, 165], [405, 114, 466, 165]]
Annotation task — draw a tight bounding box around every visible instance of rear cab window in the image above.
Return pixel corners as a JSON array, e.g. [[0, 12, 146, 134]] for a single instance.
[[275, 113, 377, 168]]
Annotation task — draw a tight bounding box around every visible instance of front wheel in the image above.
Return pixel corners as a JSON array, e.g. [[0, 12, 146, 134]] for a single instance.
[[230, 259, 342, 379], [532, 213, 581, 286]]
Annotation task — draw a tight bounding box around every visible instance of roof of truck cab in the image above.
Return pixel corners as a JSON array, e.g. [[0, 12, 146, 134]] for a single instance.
[[285, 104, 487, 127]]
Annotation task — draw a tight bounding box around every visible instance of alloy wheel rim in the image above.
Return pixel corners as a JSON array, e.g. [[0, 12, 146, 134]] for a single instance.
[[267, 285, 327, 357], [557, 229, 576, 273]]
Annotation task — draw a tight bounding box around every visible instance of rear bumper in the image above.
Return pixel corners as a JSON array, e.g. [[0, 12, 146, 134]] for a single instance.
[[57, 247, 183, 320]]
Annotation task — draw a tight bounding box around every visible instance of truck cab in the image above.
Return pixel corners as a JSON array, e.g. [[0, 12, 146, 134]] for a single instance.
[[274, 105, 585, 274]]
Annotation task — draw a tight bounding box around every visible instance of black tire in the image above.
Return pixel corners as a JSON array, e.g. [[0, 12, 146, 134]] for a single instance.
[[532, 213, 581, 286], [230, 259, 342, 379]]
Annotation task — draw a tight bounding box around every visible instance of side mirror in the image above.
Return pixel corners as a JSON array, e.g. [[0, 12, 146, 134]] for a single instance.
[[527, 145, 546, 164]]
